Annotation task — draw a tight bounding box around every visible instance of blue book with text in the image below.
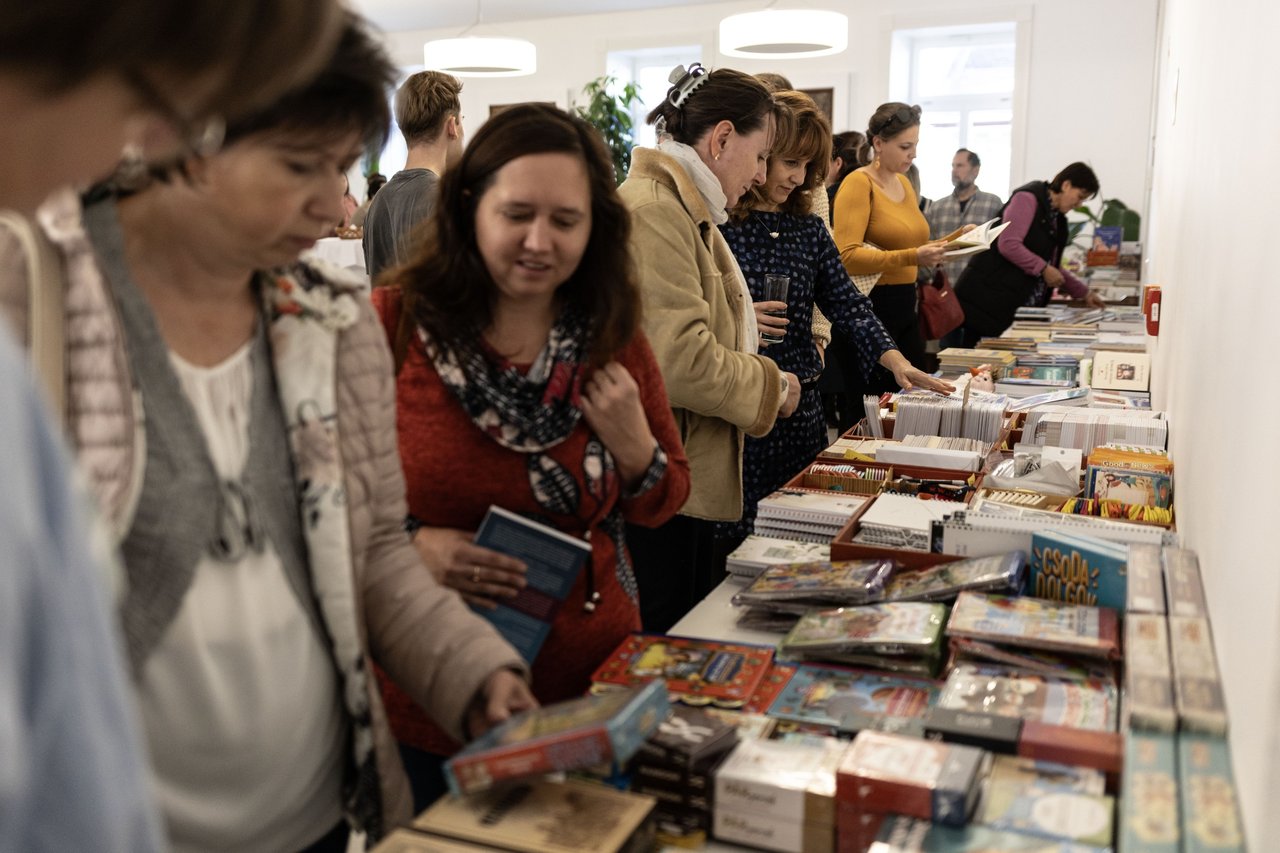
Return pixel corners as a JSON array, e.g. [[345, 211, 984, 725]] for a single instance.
[[1030, 530, 1128, 611]]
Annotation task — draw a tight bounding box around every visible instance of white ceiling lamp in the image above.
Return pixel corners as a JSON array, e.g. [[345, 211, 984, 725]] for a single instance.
[[719, 8, 849, 59], [423, 1, 536, 77]]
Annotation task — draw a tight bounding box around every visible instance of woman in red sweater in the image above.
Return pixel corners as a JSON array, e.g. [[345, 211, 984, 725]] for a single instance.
[[372, 104, 691, 809]]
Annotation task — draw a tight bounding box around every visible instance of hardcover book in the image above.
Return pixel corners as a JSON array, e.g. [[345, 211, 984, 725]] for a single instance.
[[937, 664, 1118, 732], [835, 730, 987, 826], [977, 778, 1114, 846], [590, 634, 773, 708], [1178, 733, 1245, 853], [1167, 616, 1228, 735], [370, 830, 493, 852], [946, 637, 1118, 684], [868, 814, 1111, 852], [1126, 543, 1166, 614], [1161, 547, 1207, 618], [1121, 732, 1180, 853], [778, 603, 947, 660], [1124, 613, 1177, 733], [946, 592, 1121, 660], [630, 704, 737, 770], [471, 505, 591, 663], [443, 680, 669, 796], [881, 551, 1027, 603], [413, 778, 657, 853], [986, 754, 1106, 796], [766, 663, 939, 730], [1029, 530, 1128, 610]]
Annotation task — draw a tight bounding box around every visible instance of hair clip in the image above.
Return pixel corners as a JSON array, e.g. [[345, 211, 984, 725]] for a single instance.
[[667, 62, 709, 109]]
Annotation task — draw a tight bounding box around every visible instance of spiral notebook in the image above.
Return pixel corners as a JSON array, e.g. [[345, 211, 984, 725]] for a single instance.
[[940, 510, 1177, 559]]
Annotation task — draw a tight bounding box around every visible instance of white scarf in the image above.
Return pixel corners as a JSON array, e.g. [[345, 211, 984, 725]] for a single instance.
[[654, 140, 758, 354]]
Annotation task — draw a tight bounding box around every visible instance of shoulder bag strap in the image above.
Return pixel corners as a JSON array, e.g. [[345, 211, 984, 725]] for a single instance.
[[0, 211, 65, 418]]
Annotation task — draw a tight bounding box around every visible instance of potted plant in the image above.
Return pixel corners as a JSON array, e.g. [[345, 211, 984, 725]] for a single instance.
[[573, 75, 641, 184], [1068, 198, 1141, 243]]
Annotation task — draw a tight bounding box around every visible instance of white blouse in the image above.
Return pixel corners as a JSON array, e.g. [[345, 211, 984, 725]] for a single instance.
[[137, 340, 347, 852]]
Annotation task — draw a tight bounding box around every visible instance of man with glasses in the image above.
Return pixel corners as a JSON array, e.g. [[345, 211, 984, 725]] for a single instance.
[[363, 70, 465, 279]]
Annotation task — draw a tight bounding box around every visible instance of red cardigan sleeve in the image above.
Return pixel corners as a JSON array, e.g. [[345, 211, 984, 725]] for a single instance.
[[616, 331, 690, 527]]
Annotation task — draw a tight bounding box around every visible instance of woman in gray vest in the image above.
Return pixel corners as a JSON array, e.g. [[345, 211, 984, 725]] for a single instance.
[[5, 17, 533, 852]]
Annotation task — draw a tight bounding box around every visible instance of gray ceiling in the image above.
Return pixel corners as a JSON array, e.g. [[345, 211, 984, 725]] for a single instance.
[[350, 0, 735, 34]]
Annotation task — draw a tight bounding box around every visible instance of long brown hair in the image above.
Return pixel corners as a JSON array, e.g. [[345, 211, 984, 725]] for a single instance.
[[382, 104, 639, 369], [732, 89, 832, 219]]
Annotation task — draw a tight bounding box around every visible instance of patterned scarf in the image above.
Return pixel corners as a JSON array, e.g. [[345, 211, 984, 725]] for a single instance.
[[421, 307, 639, 602]]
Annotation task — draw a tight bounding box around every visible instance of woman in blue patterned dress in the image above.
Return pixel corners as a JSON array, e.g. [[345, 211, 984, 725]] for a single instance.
[[717, 90, 953, 546]]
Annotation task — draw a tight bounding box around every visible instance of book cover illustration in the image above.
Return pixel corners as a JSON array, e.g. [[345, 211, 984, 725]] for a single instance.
[[1121, 732, 1180, 853], [870, 814, 1112, 852], [937, 664, 1117, 732], [836, 731, 986, 826], [1087, 467, 1172, 509], [946, 592, 1121, 659], [766, 663, 939, 729], [1178, 733, 1245, 853], [471, 505, 592, 664], [590, 633, 773, 707], [631, 704, 737, 770], [1029, 530, 1128, 610], [977, 778, 1114, 846], [414, 778, 657, 853], [882, 551, 1027, 602], [778, 603, 947, 658], [444, 680, 669, 796], [987, 754, 1106, 797], [1087, 225, 1123, 266], [731, 558, 894, 605], [742, 662, 798, 714]]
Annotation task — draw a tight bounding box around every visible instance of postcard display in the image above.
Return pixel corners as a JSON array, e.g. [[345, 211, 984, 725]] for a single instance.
[[373, 316, 1248, 853]]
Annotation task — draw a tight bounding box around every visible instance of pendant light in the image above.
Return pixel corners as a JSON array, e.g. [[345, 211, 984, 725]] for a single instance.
[[719, 8, 849, 59], [423, 1, 536, 77]]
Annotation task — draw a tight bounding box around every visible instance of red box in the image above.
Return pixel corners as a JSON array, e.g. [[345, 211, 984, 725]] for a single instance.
[[1018, 721, 1123, 775]]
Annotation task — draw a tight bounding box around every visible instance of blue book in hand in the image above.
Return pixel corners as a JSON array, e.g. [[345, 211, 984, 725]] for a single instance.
[[473, 505, 592, 664]]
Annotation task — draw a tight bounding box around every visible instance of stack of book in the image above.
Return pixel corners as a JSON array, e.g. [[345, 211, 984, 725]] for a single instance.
[[725, 535, 830, 580], [627, 705, 738, 848], [936, 347, 1018, 377], [776, 603, 948, 676], [881, 552, 1027, 603], [754, 489, 869, 544], [730, 559, 895, 634], [853, 493, 969, 551]]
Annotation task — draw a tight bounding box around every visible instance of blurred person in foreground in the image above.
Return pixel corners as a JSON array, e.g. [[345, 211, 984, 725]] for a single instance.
[[0, 1, 346, 850], [3, 17, 534, 852]]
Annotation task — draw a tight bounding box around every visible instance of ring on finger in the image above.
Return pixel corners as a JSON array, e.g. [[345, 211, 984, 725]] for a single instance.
[[472, 566, 481, 584]]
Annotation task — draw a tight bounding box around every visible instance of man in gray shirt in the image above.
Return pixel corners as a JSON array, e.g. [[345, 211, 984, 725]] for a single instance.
[[362, 70, 464, 279], [926, 148, 1003, 285]]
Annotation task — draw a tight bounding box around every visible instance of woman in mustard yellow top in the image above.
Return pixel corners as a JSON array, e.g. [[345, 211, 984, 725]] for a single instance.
[[833, 102, 964, 393]]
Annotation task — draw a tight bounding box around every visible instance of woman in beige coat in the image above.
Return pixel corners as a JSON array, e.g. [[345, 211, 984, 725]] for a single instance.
[[1, 20, 532, 852], [618, 63, 797, 632]]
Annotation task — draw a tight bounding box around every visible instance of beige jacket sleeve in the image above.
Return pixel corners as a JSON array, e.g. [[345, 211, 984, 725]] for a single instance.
[[630, 197, 782, 438], [809, 187, 833, 349], [340, 300, 527, 743]]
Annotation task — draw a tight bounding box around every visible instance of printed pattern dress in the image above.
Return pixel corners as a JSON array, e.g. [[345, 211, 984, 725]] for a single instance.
[[717, 210, 897, 545]]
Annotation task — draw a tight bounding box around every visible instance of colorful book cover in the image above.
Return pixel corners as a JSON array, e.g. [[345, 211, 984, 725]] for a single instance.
[[1086, 467, 1173, 509], [1178, 733, 1246, 853], [882, 551, 1027, 602], [937, 664, 1118, 732], [443, 681, 669, 796], [946, 592, 1121, 659], [731, 558, 894, 605], [977, 778, 1114, 846], [835, 731, 986, 826], [471, 505, 591, 664], [590, 633, 773, 708], [1030, 530, 1128, 610], [870, 814, 1112, 852], [778, 603, 947, 658], [766, 663, 939, 729], [742, 662, 798, 714], [1087, 225, 1123, 266], [1121, 731, 1180, 853], [987, 755, 1106, 796]]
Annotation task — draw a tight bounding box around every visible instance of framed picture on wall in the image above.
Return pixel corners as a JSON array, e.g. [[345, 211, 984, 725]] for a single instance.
[[800, 88, 834, 123], [489, 101, 556, 117]]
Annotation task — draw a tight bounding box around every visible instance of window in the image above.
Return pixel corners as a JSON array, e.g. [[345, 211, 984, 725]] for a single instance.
[[607, 46, 702, 150], [891, 24, 1016, 203]]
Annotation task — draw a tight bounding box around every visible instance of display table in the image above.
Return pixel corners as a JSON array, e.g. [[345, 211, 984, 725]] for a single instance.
[[668, 576, 783, 647]]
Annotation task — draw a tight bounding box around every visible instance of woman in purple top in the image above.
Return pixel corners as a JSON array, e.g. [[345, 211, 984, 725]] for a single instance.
[[954, 162, 1106, 345]]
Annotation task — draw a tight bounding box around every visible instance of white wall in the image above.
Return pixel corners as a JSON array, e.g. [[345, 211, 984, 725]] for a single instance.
[[375, 0, 1157, 220], [1148, 0, 1280, 846]]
